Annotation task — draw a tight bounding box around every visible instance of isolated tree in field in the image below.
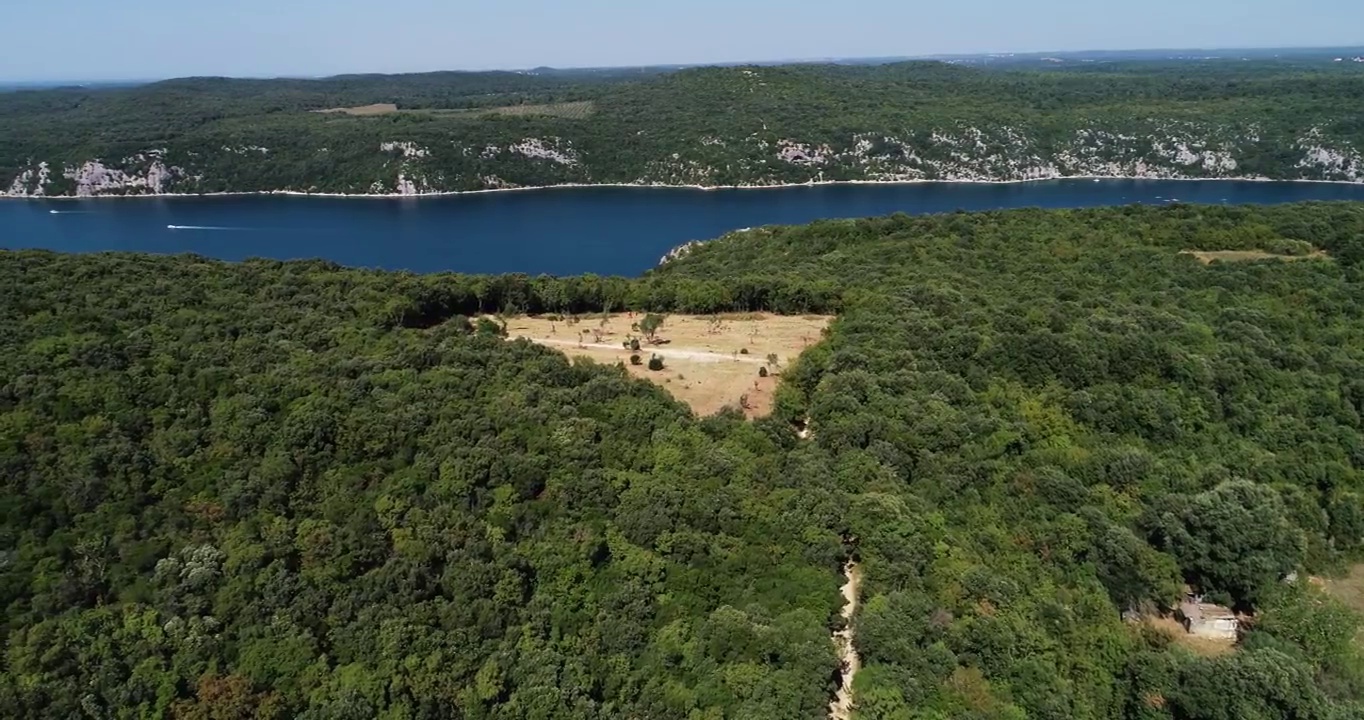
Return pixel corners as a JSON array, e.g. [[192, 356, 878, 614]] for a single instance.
[[630, 354, 642, 366], [638, 314, 666, 343], [648, 354, 665, 371]]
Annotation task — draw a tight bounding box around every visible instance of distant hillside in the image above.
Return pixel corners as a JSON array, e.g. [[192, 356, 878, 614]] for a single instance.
[[4, 60, 1364, 197]]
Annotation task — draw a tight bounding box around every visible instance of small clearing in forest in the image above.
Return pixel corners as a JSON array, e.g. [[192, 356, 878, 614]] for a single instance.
[[1180, 249, 1330, 264], [313, 101, 594, 120], [314, 103, 399, 116], [415, 101, 596, 119], [1141, 615, 1237, 658], [1322, 564, 1364, 646], [507, 313, 832, 418]]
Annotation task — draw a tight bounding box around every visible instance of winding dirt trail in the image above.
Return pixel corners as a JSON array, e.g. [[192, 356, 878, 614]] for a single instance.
[[830, 561, 862, 720]]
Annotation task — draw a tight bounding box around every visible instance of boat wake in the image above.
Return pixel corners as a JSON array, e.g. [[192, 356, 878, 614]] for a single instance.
[[167, 225, 246, 231], [48, 210, 90, 214]]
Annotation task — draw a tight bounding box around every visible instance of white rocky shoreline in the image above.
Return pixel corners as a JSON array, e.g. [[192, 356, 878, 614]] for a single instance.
[[5, 173, 1364, 203]]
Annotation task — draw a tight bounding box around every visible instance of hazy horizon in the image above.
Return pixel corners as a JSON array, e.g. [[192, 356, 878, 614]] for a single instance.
[[3, 44, 1363, 86], [3, 0, 1362, 82]]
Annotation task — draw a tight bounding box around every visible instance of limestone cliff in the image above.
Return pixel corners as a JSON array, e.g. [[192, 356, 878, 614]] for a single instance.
[[5, 127, 1362, 198]]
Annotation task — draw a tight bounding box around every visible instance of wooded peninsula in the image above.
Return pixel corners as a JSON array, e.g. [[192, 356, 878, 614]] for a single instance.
[[3, 202, 1363, 718]]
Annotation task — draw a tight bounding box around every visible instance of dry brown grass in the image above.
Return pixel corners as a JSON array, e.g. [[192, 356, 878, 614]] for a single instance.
[[313, 101, 594, 120], [1143, 616, 1237, 658], [1180, 249, 1330, 264], [314, 103, 399, 116], [1322, 564, 1364, 646], [417, 101, 595, 119], [506, 313, 832, 419]]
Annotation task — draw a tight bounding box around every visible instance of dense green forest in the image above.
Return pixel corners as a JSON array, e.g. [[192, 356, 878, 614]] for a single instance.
[[4, 60, 1364, 196], [3, 202, 1364, 718]]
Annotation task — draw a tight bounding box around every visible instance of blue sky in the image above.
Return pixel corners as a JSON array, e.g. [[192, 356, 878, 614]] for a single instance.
[[2, 0, 1361, 81]]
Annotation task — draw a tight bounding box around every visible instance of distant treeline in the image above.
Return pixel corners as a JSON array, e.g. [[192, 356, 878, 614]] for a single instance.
[[387, 271, 842, 328]]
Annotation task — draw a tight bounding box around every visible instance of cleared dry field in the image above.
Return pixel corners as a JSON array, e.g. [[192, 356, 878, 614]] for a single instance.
[[437, 101, 595, 119], [1322, 564, 1364, 646], [507, 313, 832, 418], [313, 101, 594, 120], [1181, 249, 1330, 264], [314, 103, 399, 116]]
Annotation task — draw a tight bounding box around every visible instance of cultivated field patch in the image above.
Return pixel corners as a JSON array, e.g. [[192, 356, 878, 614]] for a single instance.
[[507, 313, 831, 418]]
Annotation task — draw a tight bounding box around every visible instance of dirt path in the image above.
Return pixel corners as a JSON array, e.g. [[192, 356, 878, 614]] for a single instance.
[[532, 337, 767, 364], [830, 561, 861, 720]]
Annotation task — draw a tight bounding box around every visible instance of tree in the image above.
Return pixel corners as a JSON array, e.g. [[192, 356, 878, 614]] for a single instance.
[[648, 354, 665, 371], [638, 314, 666, 343], [1169, 481, 1305, 605], [1172, 649, 1328, 720]]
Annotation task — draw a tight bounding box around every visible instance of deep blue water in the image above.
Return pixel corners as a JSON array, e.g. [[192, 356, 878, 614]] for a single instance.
[[4, 180, 1364, 275]]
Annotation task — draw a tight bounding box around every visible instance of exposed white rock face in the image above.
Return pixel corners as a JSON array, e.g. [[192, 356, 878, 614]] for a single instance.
[[395, 174, 419, 195], [62, 154, 185, 197], [777, 140, 833, 165], [658, 240, 704, 266], [1158, 142, 1238, 173], [507, 138, 580, 165], [223, 145, 269, 155], [5, 161, 51, 196], [1296, 129, 1363, 180], [380, 141, 429, 159], [480, 175, 518, 190]]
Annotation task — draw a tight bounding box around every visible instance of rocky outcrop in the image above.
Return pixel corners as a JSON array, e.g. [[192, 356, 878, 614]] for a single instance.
[[380, 141, 429, 159], [6, 161, 50, 197], [658, 240, 704, 266], [1296, 129, 1363, 181], [7, 124, 1364, 197], [5, 152, 187, 197], [508, 138, 580, 166], [65, 156, 184, 197]]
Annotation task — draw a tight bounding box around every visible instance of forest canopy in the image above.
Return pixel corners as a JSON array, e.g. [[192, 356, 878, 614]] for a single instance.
[[2, 202, 1364, 718]]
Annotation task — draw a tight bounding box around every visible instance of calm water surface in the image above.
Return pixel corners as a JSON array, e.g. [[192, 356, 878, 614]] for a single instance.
[[4, 180, 1364, 275]]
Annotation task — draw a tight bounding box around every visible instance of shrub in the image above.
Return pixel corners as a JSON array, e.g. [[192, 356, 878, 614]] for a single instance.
[[648, 355, 665, 371], [630, 354, 642, 366]]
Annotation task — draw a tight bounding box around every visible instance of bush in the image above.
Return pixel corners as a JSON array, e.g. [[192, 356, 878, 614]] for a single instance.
[[630, 354, 642, 366], [759, 366, 769, 378], [648, 355, 665, 371], [740, 348, 750, 355]]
